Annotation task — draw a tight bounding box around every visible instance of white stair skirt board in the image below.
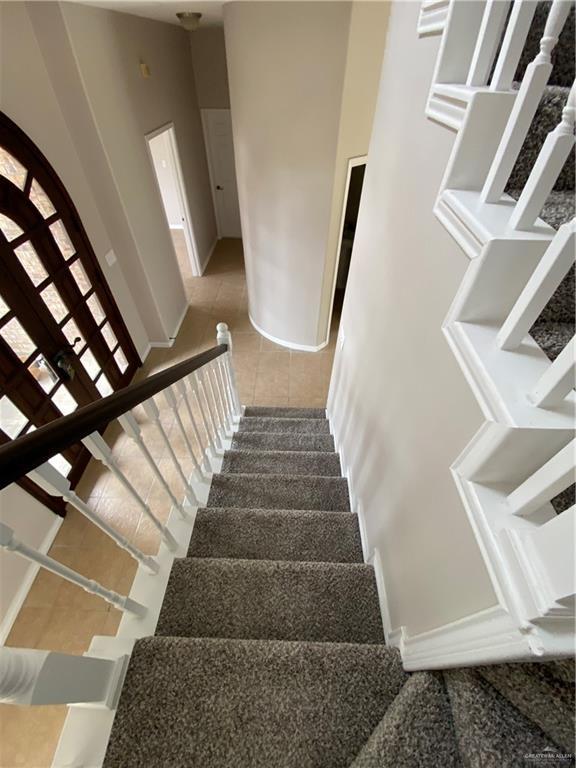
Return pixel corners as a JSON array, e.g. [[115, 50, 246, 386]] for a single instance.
[[52, 430, 237, 768], [248, 313, 329, 353], [369, 547, 395, 645], [0, 515, 62, 646]]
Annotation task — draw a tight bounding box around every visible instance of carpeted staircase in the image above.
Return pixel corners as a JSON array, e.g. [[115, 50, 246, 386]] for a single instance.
[[104, 407, 575, 767]]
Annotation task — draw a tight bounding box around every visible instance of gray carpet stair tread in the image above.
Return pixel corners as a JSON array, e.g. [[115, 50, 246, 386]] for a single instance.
[[207, 472, 351, 511], [530, 320, 574, 362], [232, 430, 335, 453], [189, 507, 363, 563], [350, 672, 460, 767], [444, 668, 562, 765], [104, 637, 407, 768], [477, 660, 576, 752], [221, 449, 342, 477], [155, 558, 384, 644], [244, 406, 326, 419], [238, 416, 331, 434]]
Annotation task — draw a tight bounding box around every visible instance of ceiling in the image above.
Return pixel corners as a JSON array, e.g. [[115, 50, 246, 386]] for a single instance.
[[72, 0, 225, 27]]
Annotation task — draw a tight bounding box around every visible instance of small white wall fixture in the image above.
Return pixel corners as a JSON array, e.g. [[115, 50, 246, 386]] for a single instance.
[[146, 123, 202, 277]]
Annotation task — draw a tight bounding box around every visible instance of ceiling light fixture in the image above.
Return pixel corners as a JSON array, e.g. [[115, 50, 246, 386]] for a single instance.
[[176, 12, 202, 31]]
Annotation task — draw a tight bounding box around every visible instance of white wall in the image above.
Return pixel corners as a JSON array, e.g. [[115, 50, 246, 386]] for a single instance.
[[190, 27, 231, 109], [329, 3, 497, 635], [149, 132, 184, 229], [224, 2, 352, 348]]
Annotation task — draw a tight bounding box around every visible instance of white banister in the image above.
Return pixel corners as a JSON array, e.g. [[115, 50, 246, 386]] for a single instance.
[[510, 82, 576, 230], [28, 462, 159, 574], [508, 439, 575, 516], [189, 373, 220, 457], [194, 370, 224, 451], [216, 356, 236, 426], [209, 361, 232, 435], [163, 385, 207, 482], [0, 522, 146, 615], [83, 427, 178, 550], [521, 506, 575, 618], [498, 221, 575, 349], [529, 337, 576, 407], [142, 398, 198, 510], [0, 647, 128, 707], [467, 0, 512, 87], [481, 0, 572, 203], [175, 379, 211, 474], [217, 323, 242, 417], [203, 365, 227, 438], [491, 0, 538, 91]]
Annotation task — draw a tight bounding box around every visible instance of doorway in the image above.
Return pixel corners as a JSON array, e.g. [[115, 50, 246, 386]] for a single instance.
[[0, 113, 140, 510], [331, 157, 367, 320], [146, 125, 201, 283]]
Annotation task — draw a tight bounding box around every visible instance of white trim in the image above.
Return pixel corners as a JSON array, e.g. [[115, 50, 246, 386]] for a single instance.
[[369, 547, 395, 644], [145, 123, 203, 278], [149, 300, 189, 349], [201, 237, 219, 275], [249, 313, 329, 353], [0, 516, 62, 646], [320, 154, 368, 349]]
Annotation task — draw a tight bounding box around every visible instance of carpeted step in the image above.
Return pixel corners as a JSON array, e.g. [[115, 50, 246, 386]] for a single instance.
[[350, 672, 460, 767], [188, 508, 363, 563], [530, 320, 574, 362], [238, 416, 331, 434], [155, 558, 384, 643], [207, 472, 350, 511], [104, 637, 407, 768], [244, 406, 326, 419], [477, 659, 576, 753], [231, 430, 335, 453], [444, 668, 563, 763], [221, 449, 341, 477]]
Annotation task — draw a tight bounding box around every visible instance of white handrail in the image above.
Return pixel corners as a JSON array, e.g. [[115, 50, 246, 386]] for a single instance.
[[481, 0, 572, 203], [508, 439, 575, 516], [509, 81, 576, 230], [491, 0, 538, 91], [467, 0, 512, 87], [0, 522, 146, 615], [497, 221, 575, 349], [529, 337, 576, 407]]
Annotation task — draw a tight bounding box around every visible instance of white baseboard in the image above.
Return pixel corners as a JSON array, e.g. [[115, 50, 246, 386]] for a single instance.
[[200, 237, 218, 275], [0, 515, 62, 645], [369, 547, 395, 644], [249, 313, 328, 353], [148, 301, 189, 350]]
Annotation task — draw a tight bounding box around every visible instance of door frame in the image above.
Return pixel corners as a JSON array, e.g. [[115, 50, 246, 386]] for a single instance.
[[145, 123, 202, 277], [325, 154, 368, 343]]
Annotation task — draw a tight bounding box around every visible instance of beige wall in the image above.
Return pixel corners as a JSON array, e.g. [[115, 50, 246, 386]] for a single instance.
[[224, 1, 352, 348], [317, 1, 389, 344], [1, 2, 150, 354], [59, 3, 218, 337], [190, 27, 231, 109], [329, 3, 496, 634]]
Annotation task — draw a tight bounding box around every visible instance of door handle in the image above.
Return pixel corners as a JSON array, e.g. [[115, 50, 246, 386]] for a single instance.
[[53, 337, 81, 381], [216, 185, 223, 190]]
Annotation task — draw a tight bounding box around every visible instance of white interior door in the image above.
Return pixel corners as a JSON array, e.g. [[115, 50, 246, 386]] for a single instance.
[[201, 109, 241, 238]]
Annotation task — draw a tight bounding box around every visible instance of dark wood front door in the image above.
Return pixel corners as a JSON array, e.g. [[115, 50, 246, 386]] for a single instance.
[[0, 112, 140, 511]]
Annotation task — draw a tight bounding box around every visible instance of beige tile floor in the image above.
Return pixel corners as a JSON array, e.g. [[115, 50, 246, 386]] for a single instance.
[[1, 237, 339, 767]]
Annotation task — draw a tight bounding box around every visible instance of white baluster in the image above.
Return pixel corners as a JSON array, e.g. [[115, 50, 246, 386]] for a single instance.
[[175, 379, 211, 475], [498, 221, 575, 349], [510, 82, 576, 229], [217, 323, 242, 417], [163, 385, 206, 482], [83, 426, 178, 550], [0, 522, 146, 615], [508, 439, 575, 516], [467, 0, 512, 87], [0, 646, 128, 707], [189, 373, 220, 457], [194, 370, 224, 450], [491, 0, 538, 91], [28, 462, 159, 573], [202, 365, 226, 438], [520, 506, 575, 619], [529, 337, 576, 407], [209, 361, 232, 435], [216, 356, 236, 427], [481, 0, 572, 203], [142, 398, 198, 510]]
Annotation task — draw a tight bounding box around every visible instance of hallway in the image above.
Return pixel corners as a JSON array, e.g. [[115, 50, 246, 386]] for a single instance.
[[1, 239, 339, 767]]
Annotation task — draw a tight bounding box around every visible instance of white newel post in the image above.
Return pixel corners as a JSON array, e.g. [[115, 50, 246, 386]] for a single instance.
[[217, 322, 242, 417], [510, 81, 576, 230], [28, 462, 159, 573], [0, 523, 146, 615], [481, 0, 572, 203], [0, 647, 128, 708]]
